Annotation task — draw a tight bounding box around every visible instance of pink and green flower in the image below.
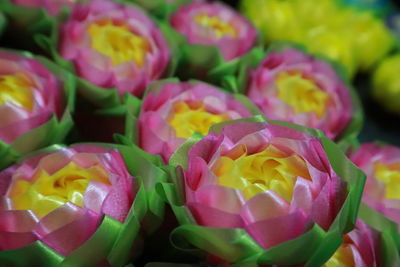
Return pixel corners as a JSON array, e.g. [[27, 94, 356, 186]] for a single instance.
[[0, 143, 166, 266], [170, 1, 257, 61], [0, 50, 74, 169], [138, 80, 254, 163], [351, 143, 400, 229], [245, 47, 358, 140], [55, 0, 170, 105], [160, 119, 365, 265]]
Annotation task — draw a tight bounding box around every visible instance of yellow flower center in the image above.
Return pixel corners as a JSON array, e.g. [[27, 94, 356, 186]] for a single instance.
[[0, 73, 34, 111], [8, 162, 110, 218], [168, 101, 230, 139], [88, 19, 151, 67], [212, 144, 310, 201], [324, 245, 355, 267], [374, 162, 400, 200], [194, 14, 238, 39], [276, 71, 331, 118]]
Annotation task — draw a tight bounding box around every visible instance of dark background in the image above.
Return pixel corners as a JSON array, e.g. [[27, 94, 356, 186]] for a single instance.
[[222, 0, 400, 147]]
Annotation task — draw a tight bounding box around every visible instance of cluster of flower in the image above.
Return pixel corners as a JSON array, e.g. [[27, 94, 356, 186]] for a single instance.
[[0, 0, 399, 266]]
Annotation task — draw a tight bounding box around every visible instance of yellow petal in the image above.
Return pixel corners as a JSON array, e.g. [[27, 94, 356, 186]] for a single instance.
[[88, 19, 151, 67], [0, 73, 34, 111]]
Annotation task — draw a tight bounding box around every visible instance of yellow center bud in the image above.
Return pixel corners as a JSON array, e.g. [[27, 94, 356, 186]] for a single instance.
[[88, 19, 151, 67], [324, 245, 355, 267], [168, 101, 230, 139], [0, 73, 34, 111], [276, 71, 331, 118], [212, 144, 310, 201], [8, 162, 110, 218], [374, 162, 400, 200], [194, 14, 238, 39]]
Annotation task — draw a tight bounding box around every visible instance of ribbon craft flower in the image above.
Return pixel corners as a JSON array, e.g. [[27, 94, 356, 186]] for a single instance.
[[59, 0, 170, 97], [246, 48, 353, 140], [10, 0, 77, 15], [170, 1, 257, 61], [164, 120, 365, 265], [351, 143, 400, 229], [0, 51, 67, 146], [324, 220, 380, 267], [0, 145, 136, 259], [139, 81, 252, 163]]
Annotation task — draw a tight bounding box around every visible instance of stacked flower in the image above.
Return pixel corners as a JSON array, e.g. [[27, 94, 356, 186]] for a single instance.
[[0, 0, 395, 266], [0, 50, 74, 168], [0, 144, 163, 266], [59, 0, 170, 101], [138, 80, 253, 163], [170, 1, 257, 61], [323, 220, 389, 267], [161, 120, 365, 265], [241, 47, 360, 140], [351, 143, 400, 228]]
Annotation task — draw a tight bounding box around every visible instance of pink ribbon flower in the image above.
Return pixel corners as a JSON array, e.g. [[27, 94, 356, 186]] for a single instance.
[[170, 1, 257, 61], [139, 81, 252, 163], [183, 121, 348, 249], [0, 51, 65, 145], [0, 144, 135, 256], [59, 0, 170, 97], [351, 143, 400, 229], [246, 48, 353, 139], [323, 220, 380, 267]]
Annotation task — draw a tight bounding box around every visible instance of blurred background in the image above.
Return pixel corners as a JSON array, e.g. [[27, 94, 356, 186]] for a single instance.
[[222, 0, 400, 146]]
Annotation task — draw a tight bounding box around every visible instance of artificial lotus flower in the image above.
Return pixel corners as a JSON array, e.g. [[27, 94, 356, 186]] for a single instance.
[[10, 0, 77, 15], [240, 0, 394, 77], [170, 1, 257, 61], [324, 220, 380, 267], [0, 50, 74, 169], [372, 54, 400, 114], [350, 143, 400, 229], [162, 119, 365, 265], [138, 80, 253, 163], [59, 0, 170, 99], [0, 143, 164, 266], [245, 48, 357, 140]]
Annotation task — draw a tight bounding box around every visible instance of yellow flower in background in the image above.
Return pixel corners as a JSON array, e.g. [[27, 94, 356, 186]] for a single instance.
[[240, 0, 394, 78], [372, 54, 400, 114]]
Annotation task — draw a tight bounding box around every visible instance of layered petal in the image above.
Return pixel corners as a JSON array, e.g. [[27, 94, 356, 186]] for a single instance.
[[246, 48, 353, 139], [59, 0, 170, 97], [351, 143, 400, 229], [139, 81, 252, 163], [183, 122, 349, 250], [0, 52, 65, 144], [0, 145, 136, 256], [170, 1, 257, 61]]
